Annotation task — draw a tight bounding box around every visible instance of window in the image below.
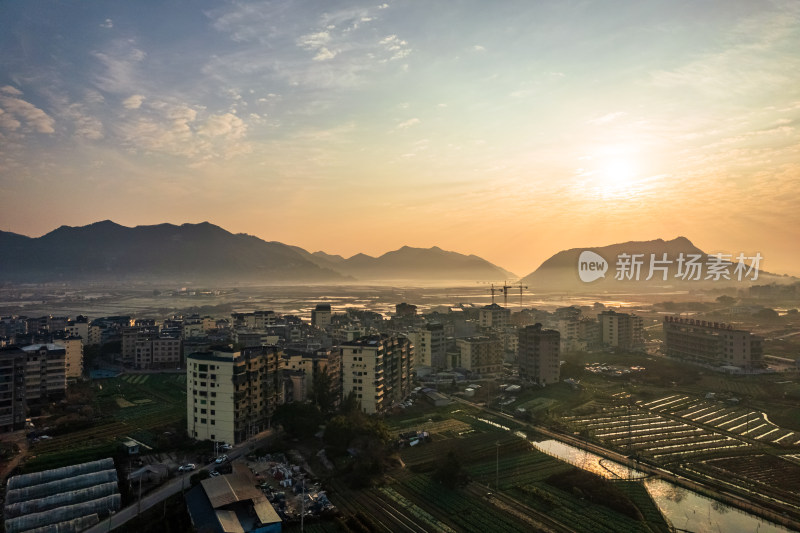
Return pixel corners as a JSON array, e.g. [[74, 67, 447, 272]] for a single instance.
[[200, 418, 206, 424]]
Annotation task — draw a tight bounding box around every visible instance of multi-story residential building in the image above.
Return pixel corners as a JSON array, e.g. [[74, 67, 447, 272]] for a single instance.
[[186, 346, 281, 445], [0, 347, 27, 433], [54, 336, 83, 380], [0, 317, 27, 340], [122, 324, 159, 366], [518, 324, 560, 385], [65, 316, 89, 345], [407, 323, 446, 371], [454, 336, 503, 376], [311, 304, 332, 329], [231, 311, 278, 331], [598, 310, 643, 351], [663, 316, 764, 370], [341, 335, 413, 414], [479, 304, 511, 329], [21, 344, 66, 402], [281, 347, 342, 407], [134, 336, 182, 370]]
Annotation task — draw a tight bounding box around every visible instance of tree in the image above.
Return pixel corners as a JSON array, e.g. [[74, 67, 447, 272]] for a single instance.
[[339, 390, 361, 416], [273, 403, 323, 439], [432, 450, 469, 489], [311, 367, 335, 412]]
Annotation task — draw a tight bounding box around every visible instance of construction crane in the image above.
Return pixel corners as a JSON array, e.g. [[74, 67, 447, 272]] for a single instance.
[[499, 281, 528, 308]]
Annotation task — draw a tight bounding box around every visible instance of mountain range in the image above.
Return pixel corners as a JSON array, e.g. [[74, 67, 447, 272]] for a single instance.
[[0, 221, 513, 284], [519, 236, 788, 290], [0, 222, 790, 288]]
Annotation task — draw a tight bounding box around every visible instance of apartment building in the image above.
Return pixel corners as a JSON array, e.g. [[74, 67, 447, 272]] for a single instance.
[[54, 336, 83, 379], [0, 347, 27, 433], [21, 344, 66, 402], [406, 322, 446, 371], [479, 303, 511, 329], [663, 316, 763, 370], [281, 347, 341, 406], [311, 304, 332, 329], [598, 310, 643, 351], [186, 346, 281, 445], [454, 336, 503, 376], [341, 335, 413, 414], [518, 324, 560, 385]]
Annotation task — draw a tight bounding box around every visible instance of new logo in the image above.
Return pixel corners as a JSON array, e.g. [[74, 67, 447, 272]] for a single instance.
[[578, 251, 608, 282]]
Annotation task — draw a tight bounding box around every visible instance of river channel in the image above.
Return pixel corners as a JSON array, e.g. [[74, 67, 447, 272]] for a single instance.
[[533, 439, 790, 533]]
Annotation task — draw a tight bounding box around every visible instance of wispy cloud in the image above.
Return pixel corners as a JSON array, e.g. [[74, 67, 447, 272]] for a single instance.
[[91, 45, 147, 94], [123, 94, 145, 109], [0, 86, 55, 134], [397, 117, 419, 129]]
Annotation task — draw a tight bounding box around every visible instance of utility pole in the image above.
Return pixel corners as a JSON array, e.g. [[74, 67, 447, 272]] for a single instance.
[[301, 476, 305, 532], [495, 441, 500, 492], [137, 474, 142, 516]]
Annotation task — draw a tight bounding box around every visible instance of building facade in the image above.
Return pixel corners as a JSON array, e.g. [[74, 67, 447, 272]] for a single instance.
[[518, 324, 560, 385], [21, 344, 66, 402], [55, 337, 83, 379], [186, 346, 281, 445], [0, 347, 27, 433], [598, 310, 643, 351], [454, 336, 503, 376], [663, 316, 763, 370], [341, 335, 413, 414]]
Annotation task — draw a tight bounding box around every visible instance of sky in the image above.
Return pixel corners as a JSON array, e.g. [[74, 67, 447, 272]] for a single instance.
[[1, 0, 799, 278]]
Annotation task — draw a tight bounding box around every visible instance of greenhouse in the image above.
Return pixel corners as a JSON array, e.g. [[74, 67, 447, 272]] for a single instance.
[[4, 458, 121, 533]]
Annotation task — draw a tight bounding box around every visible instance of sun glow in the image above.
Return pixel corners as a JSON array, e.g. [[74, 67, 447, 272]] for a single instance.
[[580, 144, 644, 200]]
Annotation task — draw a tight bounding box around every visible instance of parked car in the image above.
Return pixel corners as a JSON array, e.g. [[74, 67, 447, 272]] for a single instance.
[[215, 454, 228, 464], [178, 463, 196, 472], [209, 470, 221, 477], [219, 443, 232, 451]]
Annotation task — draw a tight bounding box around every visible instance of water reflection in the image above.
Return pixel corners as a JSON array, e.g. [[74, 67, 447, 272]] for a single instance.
[[533, 440, 790, 533]]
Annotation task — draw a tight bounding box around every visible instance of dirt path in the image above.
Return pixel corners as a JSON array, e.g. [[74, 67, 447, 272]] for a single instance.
[[0, 430, 29, 482]]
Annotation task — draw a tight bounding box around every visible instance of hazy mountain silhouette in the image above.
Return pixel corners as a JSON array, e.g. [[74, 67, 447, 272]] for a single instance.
[[1, 222, 514, 284], [292, 244, 514, 281], [520, 236, 786, 290], [0, 221, 345, 284], [339, 246, 515, 281]]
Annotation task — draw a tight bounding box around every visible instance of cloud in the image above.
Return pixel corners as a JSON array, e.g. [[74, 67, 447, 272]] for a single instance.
[[207, 3, 410, 90], [198, 113, 246, 139], [314, 47, 337, 61], [100, 19, 113, 29], [91, 46, 147, 94], [123, 94, 145, 109], [0, 89, 55, 134], [66, 106, 104, 140], [117, 100, 250, 160], [397, 118, 419, 129], [1, 86, 23, 96], [379, 35, 410, 61], [473, 45, 486, 52]]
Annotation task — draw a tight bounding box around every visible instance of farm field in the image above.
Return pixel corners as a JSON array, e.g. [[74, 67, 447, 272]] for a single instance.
[[23, 373, 187, 472], [326, 406, 673, 533]]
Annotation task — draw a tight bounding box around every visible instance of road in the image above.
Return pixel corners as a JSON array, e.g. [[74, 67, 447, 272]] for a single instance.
[[84, 429, 276, 533]]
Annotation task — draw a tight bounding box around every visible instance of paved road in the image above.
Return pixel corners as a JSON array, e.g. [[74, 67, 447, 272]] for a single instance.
[[84, 429, 276, 533]]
